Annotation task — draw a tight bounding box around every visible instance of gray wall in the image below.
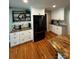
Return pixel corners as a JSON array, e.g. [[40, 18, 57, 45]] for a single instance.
[[9, 9, 13, 32], [64, 7, 70, 34]]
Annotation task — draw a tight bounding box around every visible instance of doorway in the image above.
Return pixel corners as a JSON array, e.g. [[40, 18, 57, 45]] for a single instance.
[[44, 14, 47, 31]]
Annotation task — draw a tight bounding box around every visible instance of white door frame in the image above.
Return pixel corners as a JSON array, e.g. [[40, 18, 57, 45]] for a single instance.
[[45, 13, 49, 32]]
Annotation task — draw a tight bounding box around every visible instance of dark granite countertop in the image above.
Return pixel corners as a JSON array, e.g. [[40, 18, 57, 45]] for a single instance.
[[10, 27, 32, 33], [50, 24, 67, 27]]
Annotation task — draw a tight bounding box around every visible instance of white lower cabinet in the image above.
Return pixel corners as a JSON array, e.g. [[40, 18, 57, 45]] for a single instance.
[[19, 30, 32, 44], [19, 31, 26, 44], [50, 25, 62, 35], [10, 39, 19, 47], [56, 26, 62, 35], [10, 32, 20, 47], [10, 30, 32, 47]]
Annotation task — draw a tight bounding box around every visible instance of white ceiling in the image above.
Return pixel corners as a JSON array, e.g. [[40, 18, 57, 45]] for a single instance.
[[9, 0, 70, 10]]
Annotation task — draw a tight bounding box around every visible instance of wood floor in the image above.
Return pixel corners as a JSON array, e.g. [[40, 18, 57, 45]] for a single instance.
[[9, 32, 57, 59]]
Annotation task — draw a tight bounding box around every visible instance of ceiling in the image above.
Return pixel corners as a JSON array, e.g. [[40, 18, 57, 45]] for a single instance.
[[9, 0, 70, 10]]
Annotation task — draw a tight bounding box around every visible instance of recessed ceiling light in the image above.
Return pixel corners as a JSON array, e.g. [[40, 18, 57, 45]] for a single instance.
[[23, 0, 28, 3], [52, 5, 56, 8]]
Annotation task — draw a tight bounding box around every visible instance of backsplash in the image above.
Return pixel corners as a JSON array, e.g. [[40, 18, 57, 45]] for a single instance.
[[51, 20, 66, 26], [11, 22, 31, 31]]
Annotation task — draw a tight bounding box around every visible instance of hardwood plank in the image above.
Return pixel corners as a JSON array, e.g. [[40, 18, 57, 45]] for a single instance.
[[9, 32, 57, 59]]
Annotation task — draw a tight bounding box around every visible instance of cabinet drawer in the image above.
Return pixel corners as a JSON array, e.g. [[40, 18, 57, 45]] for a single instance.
[[10, 32, 19, 36], [10, 39, 19, 47], [10, 32, 19, 40]]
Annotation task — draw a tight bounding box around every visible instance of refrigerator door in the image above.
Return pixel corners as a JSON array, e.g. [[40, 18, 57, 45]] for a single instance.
[[33, 15, 45, 42]]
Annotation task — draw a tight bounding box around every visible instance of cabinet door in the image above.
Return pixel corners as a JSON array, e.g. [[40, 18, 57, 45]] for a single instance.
[[19, 30, 32, 44], [52, 25, 57, 34], [10, 33, 18, 41], [10, 39, 19, 47], [56, 26, 62, 35], [23, 31, 29, 42], [10, 32, 19, 47], [54, 26, 57, 34], [52, 25, 62, 35], [28, 32, 32, 40], [19, 31, 26, 44], [50, 25, 56, 33], [24, 30, 32, 41], [51, 25, 54, 32]]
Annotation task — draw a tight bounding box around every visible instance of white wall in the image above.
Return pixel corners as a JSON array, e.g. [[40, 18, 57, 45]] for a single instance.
[[51, 8, 64, 20], [31, 7, 45, 15], [64, 7, 70, 34]]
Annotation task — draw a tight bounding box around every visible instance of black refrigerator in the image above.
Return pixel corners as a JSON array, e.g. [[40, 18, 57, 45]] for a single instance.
[[33, 15, 45, 42]]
